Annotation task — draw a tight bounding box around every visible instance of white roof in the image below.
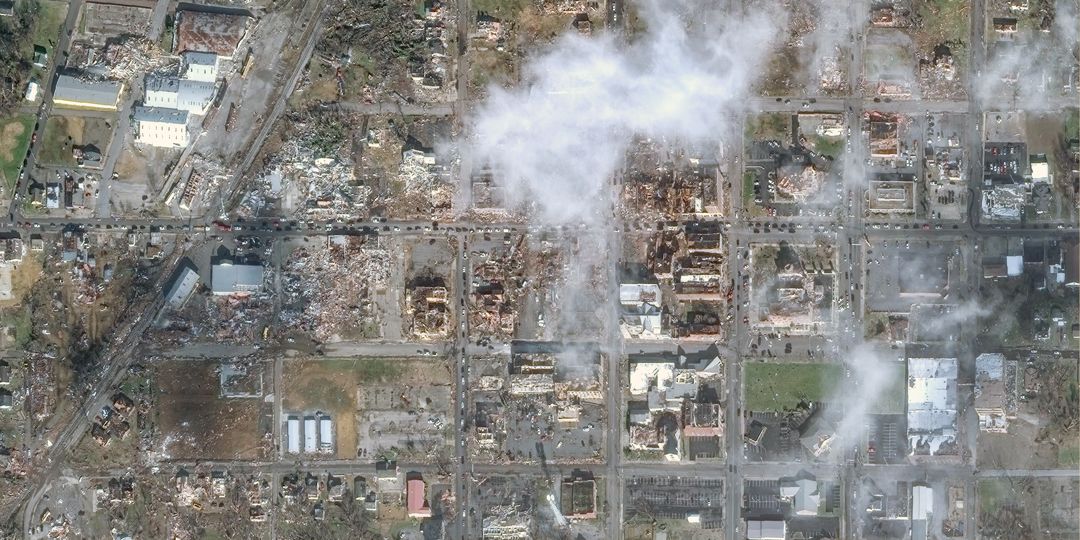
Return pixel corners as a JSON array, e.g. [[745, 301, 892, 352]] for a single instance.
[[975, 353, 1005, 380], [629, 362, 673, 395], [619, 283, 661, 308], [912, 485, 933, 520], [907, 358, 958, 455], [211, 262, 263, 294], [780, 478, 821, 516], [165, 266, 200, 306], [1006, 255, 1023, 276], [746, 520, 785, 540]]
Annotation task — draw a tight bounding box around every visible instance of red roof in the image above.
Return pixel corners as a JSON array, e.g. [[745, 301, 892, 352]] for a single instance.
[[407, 479, 431, 516]]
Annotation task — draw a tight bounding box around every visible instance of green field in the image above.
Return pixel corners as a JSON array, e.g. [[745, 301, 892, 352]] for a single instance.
[[977, 478, 1009, 514], [30, 0, 67, 55], [471, 0, 529, 17], [37, 115, 114, 167], [916, 0, 969, 44], [811, 135, 844, 159], [744, 362, 843, 411], [0, 114, 34, 190], [746, 112, 791, 142]]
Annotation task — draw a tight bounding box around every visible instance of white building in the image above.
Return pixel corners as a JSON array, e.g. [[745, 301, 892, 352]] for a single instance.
[[181, 51, 221, 82], [24, 80, 38, 101], [907, 357, 958, 456], [286, 416, 300, 454], [319, 416, 333, 453], [144, 76, 216, 115], [303, 416, 317, 453], [164, 265, 200, 307], [210, 261, 263, 295], [134, 106, 190, 148], [746, 520, 786, 540]]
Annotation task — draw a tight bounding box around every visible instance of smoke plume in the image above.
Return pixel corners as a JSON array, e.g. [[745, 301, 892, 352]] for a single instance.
[[467, 0, 785, 224]]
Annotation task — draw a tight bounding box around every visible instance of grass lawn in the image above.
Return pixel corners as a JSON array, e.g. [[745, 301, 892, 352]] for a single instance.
[[744, 362, 843, 411], [472, 0, 529, 17], [746, 113, 791, 142], [1059, 443, 1080, 467], [916, 0, 969, 44], [811, 135, 844, 158], [30, 0, 67, 55], [742, 171, 755, 203], [977, 479, 1009, 514], [1065, 108, 1079, 140], [0, 114, 34, 190], [38, 115, 114, 167]]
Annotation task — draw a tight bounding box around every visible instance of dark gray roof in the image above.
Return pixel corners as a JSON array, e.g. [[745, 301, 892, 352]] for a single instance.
[[134, 106, 188, 125], [54, 75, 122, 107]]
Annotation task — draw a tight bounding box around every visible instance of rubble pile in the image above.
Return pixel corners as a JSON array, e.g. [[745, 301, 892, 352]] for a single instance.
[[817, 53, 845, 93], [469, 237, 526, 338], [204, 292, 273, 341], [281, 236, 390, 342], [919, 48, 964, 100], [406, 277, 450, 338], [774, 165, 826, 201], [319, 0, 456, 102], [103, 36, 174, 82], [274, 137, 370, 220], [27, 353, 56, 422], [620, 140, 720, 220]]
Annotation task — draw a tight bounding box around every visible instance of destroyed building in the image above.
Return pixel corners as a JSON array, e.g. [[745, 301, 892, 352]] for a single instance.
[[626, 349, 725, 461], [974, 353, 1017, 433], [406, 277, 450, 338], [907, 357, 959, 457], [619, 283, 664, 339]]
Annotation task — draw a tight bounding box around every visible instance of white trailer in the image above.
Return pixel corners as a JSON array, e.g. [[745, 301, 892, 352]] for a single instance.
[[286, 415, 300, 454], [303, 416, 317, 453], [319, 416, 333, 453]]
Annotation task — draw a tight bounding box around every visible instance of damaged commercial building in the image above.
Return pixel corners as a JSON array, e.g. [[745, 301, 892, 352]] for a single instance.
[[626, 349, 724, 461], [974, 353, 1017, 433], [211, 260, 264, 295], [619, 283, 664, 339], [907, 357, 959, 457]]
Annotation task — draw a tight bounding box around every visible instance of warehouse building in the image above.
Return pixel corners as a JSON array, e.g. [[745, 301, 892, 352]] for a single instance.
[[181, 51, 222, 82], [319, 415, 333, 453], [286, 415, 300, 454], [53, 75, 123, 111], [144, 76, 216, 115], [210, 260, 264, 295], [164, 265, 200, 307], [303, 416, 317, 453], [134, 106, 190, 148]]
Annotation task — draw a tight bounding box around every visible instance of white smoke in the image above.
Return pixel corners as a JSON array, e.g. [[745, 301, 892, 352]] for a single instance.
[[467, 0, 785, 224], [975, 0, 1080, 109]]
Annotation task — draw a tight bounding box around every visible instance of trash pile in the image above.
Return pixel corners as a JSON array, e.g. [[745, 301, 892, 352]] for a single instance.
[[103, 36, 174, 82], [281, 236, 391, 342], [469, 237, 526, 338]]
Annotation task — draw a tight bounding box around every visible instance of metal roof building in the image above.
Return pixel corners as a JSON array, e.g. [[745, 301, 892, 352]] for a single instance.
[[134, 106, 190, 148], [210, 261, 263, 295], [164, 265, 200, 307], [144, 76, 216, 115], [53, 75, 123, 111], [907, 357, 958, 456]]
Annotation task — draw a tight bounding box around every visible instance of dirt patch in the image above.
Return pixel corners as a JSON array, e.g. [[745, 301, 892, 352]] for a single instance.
[[0, 114, 33, 188], [0, 120, 28, 161], [38, 115, 115, 167], [282, 358, 400, 459], [154, 361, 269, 460]]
